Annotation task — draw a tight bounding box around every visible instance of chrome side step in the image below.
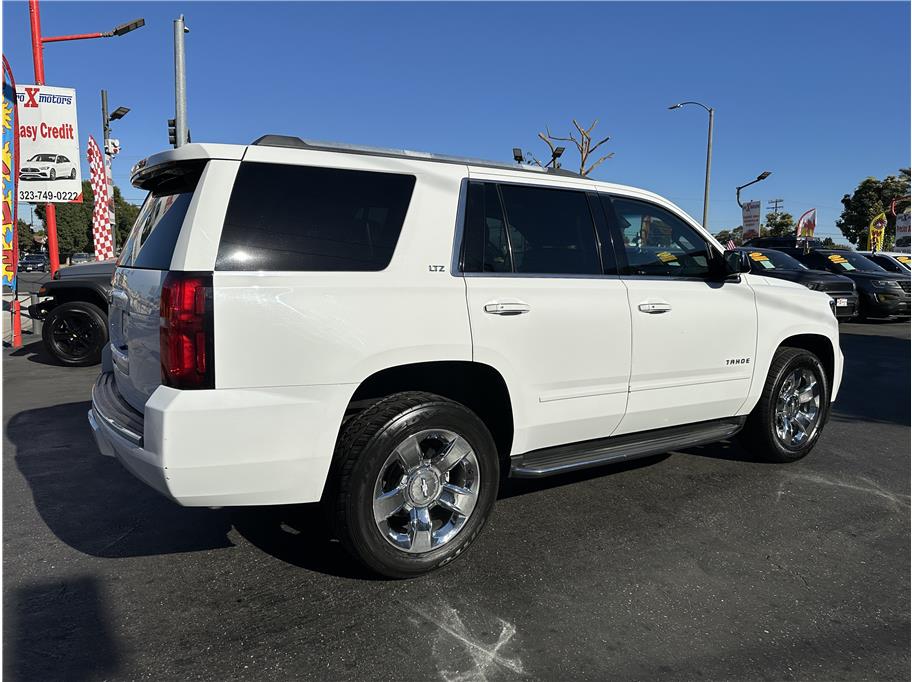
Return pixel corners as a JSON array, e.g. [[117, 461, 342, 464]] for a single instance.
[[509, 417, 746, 478]]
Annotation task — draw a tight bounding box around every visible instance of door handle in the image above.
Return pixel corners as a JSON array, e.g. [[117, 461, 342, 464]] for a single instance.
[[638, 302, 672, 314], [484, 301, 531, 315]]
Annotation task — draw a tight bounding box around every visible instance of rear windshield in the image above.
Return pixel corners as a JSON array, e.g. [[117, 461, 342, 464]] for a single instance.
[[216, 162, 415, 271], [118, 162, 205, 270]]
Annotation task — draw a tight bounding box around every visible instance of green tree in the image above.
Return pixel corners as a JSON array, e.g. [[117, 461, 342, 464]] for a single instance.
[[764, 212, 795, 237], [16, 219, 35, 252], [35, 180, 140, 255], [836, 170, 910, 248], [714, 226, 746, 245]]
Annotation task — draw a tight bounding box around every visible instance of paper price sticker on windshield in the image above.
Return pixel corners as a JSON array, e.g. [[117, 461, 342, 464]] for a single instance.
[[828, 254, 848, 263], [16, 85, 83, 203], [656, 251, 678, 263], [749, 252, 769, 261]]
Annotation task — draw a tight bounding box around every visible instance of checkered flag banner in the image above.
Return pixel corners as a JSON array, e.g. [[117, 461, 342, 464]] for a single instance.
[[87, 135, 115, 260]]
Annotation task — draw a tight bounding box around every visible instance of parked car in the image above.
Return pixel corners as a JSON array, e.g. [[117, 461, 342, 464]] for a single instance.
[[89, 136, 843, 577], [19, 153, 77, 181], [735, 247, 858, 320], [791, 250, 909, 320], [70, 252, 95, 265], [18, 253, 48, 272], [858, 251, 911, 274], [28, 260, 116, 366]]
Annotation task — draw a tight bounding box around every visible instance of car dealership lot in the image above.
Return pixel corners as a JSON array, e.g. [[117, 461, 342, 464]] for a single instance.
[[3, 322, 909, 681]]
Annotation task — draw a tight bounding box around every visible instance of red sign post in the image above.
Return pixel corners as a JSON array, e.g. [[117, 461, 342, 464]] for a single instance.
[[25, 0, 144, 277]]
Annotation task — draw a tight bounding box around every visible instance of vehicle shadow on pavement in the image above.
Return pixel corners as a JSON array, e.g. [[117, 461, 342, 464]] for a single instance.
[[229, 506, 381, 580], [7, 401, 235, 559], [830, 331, 910, 427], [4, 576, 121, 681], [7, 339, 62, 367]]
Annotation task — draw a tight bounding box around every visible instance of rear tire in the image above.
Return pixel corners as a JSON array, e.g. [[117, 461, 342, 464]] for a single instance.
[[42, 301, 108, 366], [70, 169, 76, 179], [740, 347, 830, 462], [328, 391, 499, 578]]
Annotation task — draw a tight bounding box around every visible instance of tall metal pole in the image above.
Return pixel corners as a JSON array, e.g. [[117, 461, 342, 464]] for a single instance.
[[101, 89, 110, 149], [100, 89, 117, 250], [173, 15, 188, 148], [703, 108, 714, 230], [28, 0, 60, 277]]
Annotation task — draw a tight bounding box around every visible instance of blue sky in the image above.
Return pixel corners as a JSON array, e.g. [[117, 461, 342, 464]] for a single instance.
[[4, 1, 909, 242]]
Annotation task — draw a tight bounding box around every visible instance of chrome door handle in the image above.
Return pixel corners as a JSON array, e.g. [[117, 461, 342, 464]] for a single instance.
[[638, 302, 671, 314], [484, 302, 531, 315]]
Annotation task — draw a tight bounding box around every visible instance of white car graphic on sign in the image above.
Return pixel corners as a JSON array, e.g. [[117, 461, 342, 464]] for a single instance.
[[19, 154, 77, 181]]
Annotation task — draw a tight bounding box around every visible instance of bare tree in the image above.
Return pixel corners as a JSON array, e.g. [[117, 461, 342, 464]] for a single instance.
[[538, 119, 613, 176]]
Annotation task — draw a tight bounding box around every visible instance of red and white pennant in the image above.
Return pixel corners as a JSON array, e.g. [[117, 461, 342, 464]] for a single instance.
[[86, 135, 115, 260]]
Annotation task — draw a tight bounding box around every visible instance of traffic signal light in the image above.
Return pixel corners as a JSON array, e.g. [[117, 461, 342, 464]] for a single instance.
[[168, 119, 177, 147]]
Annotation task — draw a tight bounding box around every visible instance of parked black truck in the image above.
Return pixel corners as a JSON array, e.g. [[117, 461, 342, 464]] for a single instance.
[[28, 260, 115, 365]]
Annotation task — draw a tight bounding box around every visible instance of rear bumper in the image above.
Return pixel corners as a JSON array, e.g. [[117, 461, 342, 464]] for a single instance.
[[88, 372, 354, 506]]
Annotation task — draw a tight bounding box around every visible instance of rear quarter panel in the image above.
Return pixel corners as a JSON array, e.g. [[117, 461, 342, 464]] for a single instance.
[[206, 148, 472, 390]]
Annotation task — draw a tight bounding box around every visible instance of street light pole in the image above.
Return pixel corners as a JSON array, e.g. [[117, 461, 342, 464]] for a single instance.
[[173, 15, 189, 148], [24, 0, 144, 276], [27, 0, 60, 276], [669, 101, 714, 229], [736, 171, 772, 208]]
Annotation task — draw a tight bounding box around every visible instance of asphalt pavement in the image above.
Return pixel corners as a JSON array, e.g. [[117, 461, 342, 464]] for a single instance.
[[3, 322, 909, 680]]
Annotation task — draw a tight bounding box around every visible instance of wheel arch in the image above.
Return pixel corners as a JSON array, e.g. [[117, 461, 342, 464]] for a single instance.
[[777, 333, 835, 389], [43, 285, 109, 315], [346, 360, 515, 463]]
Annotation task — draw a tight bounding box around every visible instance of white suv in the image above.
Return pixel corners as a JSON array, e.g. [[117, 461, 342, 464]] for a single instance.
[[89, 136, 843, 577]]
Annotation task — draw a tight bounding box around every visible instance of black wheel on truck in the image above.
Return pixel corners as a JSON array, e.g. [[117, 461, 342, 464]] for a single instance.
[[328, 391, 499, 578], [42, 301, 108, 366], [740, 347, 830, 463]]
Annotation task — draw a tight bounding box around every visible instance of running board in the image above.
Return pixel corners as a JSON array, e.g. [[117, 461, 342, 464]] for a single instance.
[[509, 417, 746, 478]]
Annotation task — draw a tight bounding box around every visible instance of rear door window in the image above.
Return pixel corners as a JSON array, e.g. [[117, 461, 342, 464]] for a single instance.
[[216, 162, 416, 271], [497, 184, 601, 275], [461, 182, 511, 273]]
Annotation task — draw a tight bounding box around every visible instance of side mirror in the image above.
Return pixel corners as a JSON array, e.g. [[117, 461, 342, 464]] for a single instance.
[[708, 248, 748, 281], [723, 249, 751, 275]]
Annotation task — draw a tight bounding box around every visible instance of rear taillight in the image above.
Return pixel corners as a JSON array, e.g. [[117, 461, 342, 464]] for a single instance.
[[160, 271, 214, 389]]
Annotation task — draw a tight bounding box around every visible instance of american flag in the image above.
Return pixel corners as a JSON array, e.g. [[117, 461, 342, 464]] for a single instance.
[[725, 239, 736, 251]]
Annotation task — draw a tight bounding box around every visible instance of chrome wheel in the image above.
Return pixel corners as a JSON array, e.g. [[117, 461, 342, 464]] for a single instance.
[[373, 429, 480, 554], [774, 368, 822, 448]]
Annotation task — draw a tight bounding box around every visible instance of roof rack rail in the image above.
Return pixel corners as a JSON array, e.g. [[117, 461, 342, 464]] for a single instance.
[[250, 134, 585, 178]]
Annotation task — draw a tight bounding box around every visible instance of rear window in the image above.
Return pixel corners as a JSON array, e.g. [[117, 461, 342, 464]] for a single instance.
[[216, 162, 416, 271], [119, 162, 205, 270]]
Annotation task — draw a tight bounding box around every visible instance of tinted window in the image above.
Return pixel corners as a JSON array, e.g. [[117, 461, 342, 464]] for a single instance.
[[604, 196, 710, 278], [818, 250, 886, 273], [498, 184, 601, 275], [217, 163, 415, 271], [867, 254, 903, 273], [740, 248, 808, 272], [462, 182, 510, 273]]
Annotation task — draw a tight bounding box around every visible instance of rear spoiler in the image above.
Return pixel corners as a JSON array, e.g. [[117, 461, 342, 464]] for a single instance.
[[131, 143, 245, 189]]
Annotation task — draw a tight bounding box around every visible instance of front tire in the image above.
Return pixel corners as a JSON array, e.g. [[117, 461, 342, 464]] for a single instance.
[[42, 301, 108, 366], [740, 347, 830, 462], [328, 392, 499, 578], [49, 169, 56, 181]]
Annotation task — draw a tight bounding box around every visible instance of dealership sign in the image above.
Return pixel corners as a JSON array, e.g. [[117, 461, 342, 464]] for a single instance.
[[16, 84, 82, 203], [741, 200, 761, 240]]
